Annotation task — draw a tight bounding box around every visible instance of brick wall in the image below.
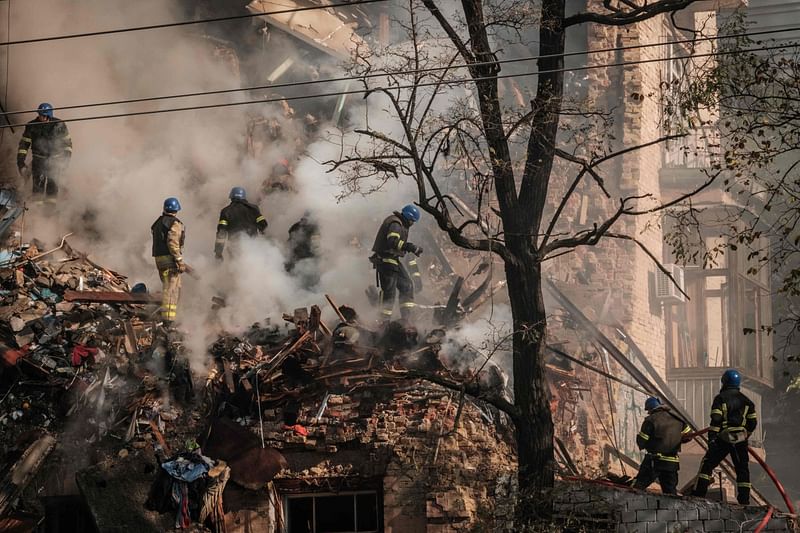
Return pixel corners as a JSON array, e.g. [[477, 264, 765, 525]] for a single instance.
[[554, 480, 797, 532], [262, 386, 517, 532]]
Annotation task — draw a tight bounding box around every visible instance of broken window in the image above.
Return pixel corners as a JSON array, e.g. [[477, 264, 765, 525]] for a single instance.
[[285, 491, 381, 533]]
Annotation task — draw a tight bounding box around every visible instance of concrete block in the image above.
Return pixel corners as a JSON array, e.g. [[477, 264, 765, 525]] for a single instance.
[[646, 522, 667, 533], [704, 519, 725, 531], [636, 509, 657, 522], [677, 509, 699, 521], [726, 520, 742, 531], [620, 511, 637, 523], [656, 509, 677, 522], [656, 497, 679, 510], [687, 520, 706, 532], [668, 521, 692, 533], [765, 518, 791, 531], [571, 490, 590, 503], [626, 498, 649, 511]]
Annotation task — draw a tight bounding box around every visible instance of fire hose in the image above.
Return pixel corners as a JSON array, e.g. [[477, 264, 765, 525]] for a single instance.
[[754, 506, 774, 533], [682, 427, 795, 514]]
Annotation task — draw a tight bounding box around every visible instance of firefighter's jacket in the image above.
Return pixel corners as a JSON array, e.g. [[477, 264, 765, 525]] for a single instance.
[[151, 214, 185, 270], [636, 406, 691, 470], [17, 118, 72, 162], [287, 216, 319, 262], [709, 386, 757, 443], [370, 213, 421, 279], [215, 200, 267, 255]]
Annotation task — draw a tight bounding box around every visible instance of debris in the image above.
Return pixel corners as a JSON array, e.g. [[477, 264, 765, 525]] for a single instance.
[[0, 433, 57, 516]]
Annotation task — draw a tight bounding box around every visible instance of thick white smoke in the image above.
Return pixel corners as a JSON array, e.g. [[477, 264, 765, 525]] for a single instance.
[[0, 0, 424, 372]]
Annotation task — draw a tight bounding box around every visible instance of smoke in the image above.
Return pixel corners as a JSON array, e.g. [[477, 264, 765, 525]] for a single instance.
[[438, 303, 514, 388], [0, 0, 423, 372]]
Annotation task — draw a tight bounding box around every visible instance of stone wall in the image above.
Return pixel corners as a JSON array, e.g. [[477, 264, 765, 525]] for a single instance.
[[554, 480, 797, 533]]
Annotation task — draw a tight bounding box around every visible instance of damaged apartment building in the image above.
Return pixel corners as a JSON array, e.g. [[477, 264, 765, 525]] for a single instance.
[[0, 0, 794, 532]]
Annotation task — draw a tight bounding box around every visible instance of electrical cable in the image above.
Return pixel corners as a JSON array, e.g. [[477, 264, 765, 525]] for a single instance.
[[0, 0, 389, 47], [2, 25, 800, 118], [1, 41, 797, 130]]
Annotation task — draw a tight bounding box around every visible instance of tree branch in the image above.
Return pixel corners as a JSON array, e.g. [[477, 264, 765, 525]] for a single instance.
[[565, 0, 698, 27], [606, 232, 691, 300]]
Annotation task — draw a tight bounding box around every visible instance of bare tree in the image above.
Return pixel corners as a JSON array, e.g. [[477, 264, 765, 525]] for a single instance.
[[330, 0, 708, 520]]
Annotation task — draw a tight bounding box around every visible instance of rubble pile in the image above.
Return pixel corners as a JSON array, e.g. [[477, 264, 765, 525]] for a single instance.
[[0, 238, 521, 531], [0, 239, 161, 447]]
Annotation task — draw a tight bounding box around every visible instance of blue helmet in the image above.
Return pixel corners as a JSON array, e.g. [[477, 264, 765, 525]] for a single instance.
[[131, 282, 147, 294], [721, 369, 741, 388], [644, 397, 662, 412], [37, 102, 54, 118], [229, 187, 246, 201], [401, 204, 421, 224], [163, 197, 181, 213]]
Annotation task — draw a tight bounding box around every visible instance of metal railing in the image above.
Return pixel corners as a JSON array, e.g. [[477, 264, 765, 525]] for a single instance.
[[663, 125, 721, 169]]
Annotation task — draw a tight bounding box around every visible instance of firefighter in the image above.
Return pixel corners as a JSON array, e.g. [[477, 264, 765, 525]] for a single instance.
[[151, 197, 186, 324], [691, 369, 758, 504], [214, 187, 267, 260], [17, 103, 73, 200], [633, 397, 691, 495], [286, 211, 320, 288], [370, 204, 424, 322]]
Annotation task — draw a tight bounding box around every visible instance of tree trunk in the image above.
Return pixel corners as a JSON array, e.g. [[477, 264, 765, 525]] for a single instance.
[[505, 252, 555, 523]]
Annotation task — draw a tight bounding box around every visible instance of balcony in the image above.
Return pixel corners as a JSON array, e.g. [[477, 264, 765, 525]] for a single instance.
[[660, 125, 721, 189]]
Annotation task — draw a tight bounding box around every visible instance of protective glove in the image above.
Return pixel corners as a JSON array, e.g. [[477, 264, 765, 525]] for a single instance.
[[176, 261, 187, 273], [413, 274, 423, 292], [405, 243, 423, 256], [708, 432, 718, 446], [17, 159, 26, 175]]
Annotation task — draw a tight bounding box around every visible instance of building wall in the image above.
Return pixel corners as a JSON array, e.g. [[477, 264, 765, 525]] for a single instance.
[[554, 480, 795, 532], [260, 387, 517, 533]]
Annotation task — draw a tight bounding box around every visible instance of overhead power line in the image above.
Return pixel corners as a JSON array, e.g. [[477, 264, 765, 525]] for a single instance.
[[0, 41, 797, 130], [0, 0, 388, 47], [3, 25, 799, 118]]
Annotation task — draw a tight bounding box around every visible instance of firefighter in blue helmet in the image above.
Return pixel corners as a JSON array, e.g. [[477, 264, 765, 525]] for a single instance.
[[369, 204, 424, 322], [214, 187, 268, 260], [17, 103, 72, 200], [633, 397, 691, 495], [692, 369, 758, 504], [151, 197, 186, 324]]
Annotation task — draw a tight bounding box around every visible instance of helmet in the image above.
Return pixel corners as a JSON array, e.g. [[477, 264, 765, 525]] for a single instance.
[[229, 187, 246, 201], [644, 397, 662, 412], [401, 204, 421, 223], [163, 197, 181, 213], [131, 283, 147, 294], [721, 369, 741, 388], [37, 103, 54, 118]]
